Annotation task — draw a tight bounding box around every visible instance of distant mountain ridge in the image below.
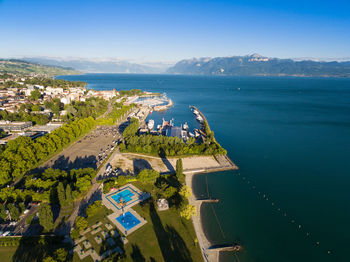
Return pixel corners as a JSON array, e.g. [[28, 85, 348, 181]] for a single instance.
[[167, 54, 350, 77], [23, 57, 169, 74], [0, 59, 79, 76]]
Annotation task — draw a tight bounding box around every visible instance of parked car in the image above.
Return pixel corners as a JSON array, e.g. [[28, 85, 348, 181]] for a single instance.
[[2, 231, 10, 236]]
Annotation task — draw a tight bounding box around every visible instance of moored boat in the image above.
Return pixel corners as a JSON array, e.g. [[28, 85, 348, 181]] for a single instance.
[[147, 119, 154, 130], [183, 122, 189, 130]]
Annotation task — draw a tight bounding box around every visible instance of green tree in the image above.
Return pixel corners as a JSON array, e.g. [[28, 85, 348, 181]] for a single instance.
[[179, 185, 192, 199], [39, 203, 54, 231], [65, 184, 73, 204], [122, 118, 139, 138], [31, 104, 41, 111], [30, 89, 41, 100], [180, 204, 196, 220], [57, 182, 66, 206], [54, 248, 68, 262], [0, 205, 7, 221], [137, 169, 159, 184], [70, 228, 79, 239], [76, 176, 91, 192], [162, 186, 177, 199], [176, 158, 183, 179], [103, 180, 116, 193], [75, 216, 88, 231], [43, 256, 57, 262], [7, 203, 20, 221], [85, 201, 102, 217]]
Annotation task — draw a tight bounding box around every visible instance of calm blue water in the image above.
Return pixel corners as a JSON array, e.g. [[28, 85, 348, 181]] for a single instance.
[[111, 189, 134, 203], [116, 211, 141, 231], [58, 74, 350, 262]]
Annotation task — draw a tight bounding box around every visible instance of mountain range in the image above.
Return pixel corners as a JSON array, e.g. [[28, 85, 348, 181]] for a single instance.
[[22, 57, 170, 74], [166, 54, 350, 77], [4, 54, 350, 77], [0, 59, 79, 76]]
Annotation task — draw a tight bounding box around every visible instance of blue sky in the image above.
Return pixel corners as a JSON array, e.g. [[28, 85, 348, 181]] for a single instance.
[[0, 0, 349, 62]]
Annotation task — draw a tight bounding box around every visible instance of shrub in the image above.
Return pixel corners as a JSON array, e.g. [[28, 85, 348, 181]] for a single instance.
[[179, 185, 192, 199], [180, 204, 196, 220], [75, 216, 88, 231], [137, 169, 160, 184]]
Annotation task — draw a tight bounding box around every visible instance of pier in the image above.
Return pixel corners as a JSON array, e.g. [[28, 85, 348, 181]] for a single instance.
[[195, 198, 219, 203], [190, 105, 210, 129], [207, 244, 243, 252]]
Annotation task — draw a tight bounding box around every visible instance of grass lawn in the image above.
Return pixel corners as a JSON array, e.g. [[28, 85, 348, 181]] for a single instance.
[[54, 204, 74, 227], [0, 246, 17, 261], [72, 205, 116, 262], [120, 200, 202, 262], [0, 236, 67, 262], [0, 180, 202, 262], [72, 180, 202, 262]]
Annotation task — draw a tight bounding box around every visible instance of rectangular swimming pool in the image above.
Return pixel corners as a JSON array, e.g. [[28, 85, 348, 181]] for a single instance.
[[116, 211, 141, 231], [111, 189, 134, 204]]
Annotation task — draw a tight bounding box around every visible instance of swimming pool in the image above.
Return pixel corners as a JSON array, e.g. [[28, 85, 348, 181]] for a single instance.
[[116, 211, 141, 231], [111, 189, 134, 204], [105, 185, 144, 210]]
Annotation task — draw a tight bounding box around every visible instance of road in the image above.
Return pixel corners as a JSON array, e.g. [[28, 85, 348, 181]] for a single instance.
[[55, 110, 134, 235], [0, 204, 40, 236]]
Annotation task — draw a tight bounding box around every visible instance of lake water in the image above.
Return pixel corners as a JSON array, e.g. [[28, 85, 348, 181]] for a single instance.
[[58, 74, 350, 262]]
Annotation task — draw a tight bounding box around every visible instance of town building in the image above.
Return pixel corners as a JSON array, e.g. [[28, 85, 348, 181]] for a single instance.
[[0, 121, 33, 132]]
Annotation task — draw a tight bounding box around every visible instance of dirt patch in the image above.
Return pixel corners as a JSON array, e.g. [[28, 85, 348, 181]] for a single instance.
[[109, 153, 223, 174]]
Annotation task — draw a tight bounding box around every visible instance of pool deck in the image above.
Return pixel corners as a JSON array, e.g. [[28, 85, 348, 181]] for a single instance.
[[107, 209, 147, 236], [102, 184, 150, 236], [102, 184, 150, 213]]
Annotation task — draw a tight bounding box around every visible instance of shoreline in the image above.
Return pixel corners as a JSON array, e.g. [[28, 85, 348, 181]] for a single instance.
[[185, 159, 239, 262], [186, 172, 215, 262], [107, 150, 238, 261]]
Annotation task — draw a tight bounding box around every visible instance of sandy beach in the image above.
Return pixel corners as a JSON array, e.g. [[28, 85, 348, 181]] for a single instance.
[[186, 172, 216, 262]]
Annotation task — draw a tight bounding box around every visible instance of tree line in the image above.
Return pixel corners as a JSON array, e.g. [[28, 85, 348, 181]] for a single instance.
[[120, 134, 226, 156], [62, 97, 108, 120], [96, 103, 134, 126], [0, 116, 96, 186], [119, 116, 226, 157], [0, 167, 96, 223], [24, 77, 86, 88]]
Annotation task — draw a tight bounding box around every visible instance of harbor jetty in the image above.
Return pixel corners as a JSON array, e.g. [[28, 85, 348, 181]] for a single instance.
[[190, 105, 208, 126]]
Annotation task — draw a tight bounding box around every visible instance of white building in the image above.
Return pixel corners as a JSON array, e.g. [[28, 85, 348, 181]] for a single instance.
[[60, 96, 71, 105]]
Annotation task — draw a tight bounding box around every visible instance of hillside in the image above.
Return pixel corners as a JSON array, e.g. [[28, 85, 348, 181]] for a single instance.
[[0, 59, 80, 76], [167, 54, 350, 77], [23, 57, 169, 74]]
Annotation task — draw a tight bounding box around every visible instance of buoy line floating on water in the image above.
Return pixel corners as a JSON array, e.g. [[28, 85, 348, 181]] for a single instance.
[[205, 175, 226, 239], [210, 204, 226, 239], [235, 172, 334, 256]]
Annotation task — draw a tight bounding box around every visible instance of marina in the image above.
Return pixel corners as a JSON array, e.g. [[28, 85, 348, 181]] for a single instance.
[[126, 93, 173, 111]]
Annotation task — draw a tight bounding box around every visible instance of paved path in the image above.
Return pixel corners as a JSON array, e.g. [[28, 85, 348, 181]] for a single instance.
[[55, 109, 135, 235], [97, 99, 113, 119]]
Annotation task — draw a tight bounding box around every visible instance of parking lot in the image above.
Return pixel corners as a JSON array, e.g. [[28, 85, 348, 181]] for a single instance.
[[40, 125, 121, 171]]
